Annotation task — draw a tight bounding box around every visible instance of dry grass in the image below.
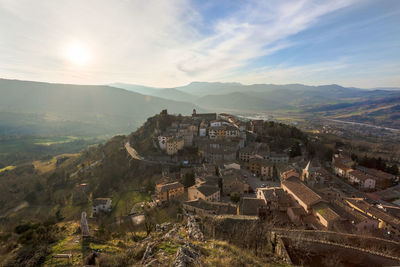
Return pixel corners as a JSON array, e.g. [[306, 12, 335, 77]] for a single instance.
[[33, 153, 80, 174], [198, 239, 287, 267]]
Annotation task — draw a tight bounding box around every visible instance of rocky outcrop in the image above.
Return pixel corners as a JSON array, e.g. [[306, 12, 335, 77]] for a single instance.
[[173, 243, 201, 267], [164, 224, 179, 239], [187, 216, 203, 241], [156, 222, 171, 232], [141, 242, 157, 266]]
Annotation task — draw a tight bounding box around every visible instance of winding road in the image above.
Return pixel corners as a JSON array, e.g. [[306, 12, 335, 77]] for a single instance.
[[125, 141, 144, 160]]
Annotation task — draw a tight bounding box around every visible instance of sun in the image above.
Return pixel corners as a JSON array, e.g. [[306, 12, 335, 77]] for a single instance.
[[65, 41, 92, 66]]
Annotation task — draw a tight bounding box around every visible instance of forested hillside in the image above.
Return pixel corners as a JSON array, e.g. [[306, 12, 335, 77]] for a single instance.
[[0, 79, 198, 136]]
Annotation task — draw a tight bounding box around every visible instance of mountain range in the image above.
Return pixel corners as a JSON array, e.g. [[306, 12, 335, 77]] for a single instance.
[[113, 82, 400, 113], [1, 78, 400, 137], [0, 79, 198, 136]]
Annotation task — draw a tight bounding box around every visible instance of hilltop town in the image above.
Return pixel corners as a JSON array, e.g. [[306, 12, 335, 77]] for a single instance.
[[129, 110, 400, 237], [1, 109, 400, 266]]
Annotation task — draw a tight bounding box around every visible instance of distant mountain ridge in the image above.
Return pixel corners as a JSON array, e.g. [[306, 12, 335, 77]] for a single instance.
[[0, 79, 199, 136], [1, 78, 399, 137], [112, 81, 400, 112]]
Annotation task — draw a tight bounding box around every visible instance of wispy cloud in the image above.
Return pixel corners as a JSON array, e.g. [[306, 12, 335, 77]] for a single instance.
[[0, 0, 398, 87], [175, 0, 358, 78], [231, 59, 400, 88]]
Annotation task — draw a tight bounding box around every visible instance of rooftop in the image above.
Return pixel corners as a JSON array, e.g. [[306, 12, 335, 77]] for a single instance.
[[349, 170, 373, 181], [192, 184, 220, 197], [240, 197, 266, 215], [222, 172, 247, 185], [158, 181, 184, 192], [345, 198, 400, 227], [259, 187, 292, 207], [281, 177, 322, 206], [361, 167, 394, 180], [313, 202, 340, 223], [183, 199, 236, 215]]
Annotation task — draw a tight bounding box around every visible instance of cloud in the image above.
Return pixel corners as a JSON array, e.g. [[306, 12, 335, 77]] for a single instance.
[[2, 0, 397, 88], [175, 0, 358, 79], [230, 59, 400, 88], [0, 0, 198, 85]]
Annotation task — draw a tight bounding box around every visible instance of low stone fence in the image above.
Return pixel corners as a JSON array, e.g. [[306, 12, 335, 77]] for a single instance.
[[275, 228, 400, 261]]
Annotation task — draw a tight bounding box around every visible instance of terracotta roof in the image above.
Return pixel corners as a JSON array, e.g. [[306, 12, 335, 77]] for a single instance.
[[158, 182, 184, 192], [281, 169, 300, 179], [364, 168, 393, 180], [346, 198, 400, 227], [281, 177, 322, 206]]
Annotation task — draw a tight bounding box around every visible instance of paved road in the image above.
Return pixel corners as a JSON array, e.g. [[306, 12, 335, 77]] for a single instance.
[[125, 142, 144, 160]]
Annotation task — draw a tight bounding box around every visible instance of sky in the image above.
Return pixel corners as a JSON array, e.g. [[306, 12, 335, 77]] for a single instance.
[[0, 0, 399, 88]]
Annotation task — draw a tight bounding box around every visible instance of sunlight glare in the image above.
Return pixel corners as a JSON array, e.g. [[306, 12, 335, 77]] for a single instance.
[[66, 41, 92, 66]]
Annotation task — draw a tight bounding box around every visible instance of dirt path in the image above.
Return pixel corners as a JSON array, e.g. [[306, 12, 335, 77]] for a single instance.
[[0, 201, 29, 219]]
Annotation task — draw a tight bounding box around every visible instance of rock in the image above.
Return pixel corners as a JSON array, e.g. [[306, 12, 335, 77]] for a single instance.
[[175, 235, 185, 244], [186, 216, 204, 241], [141, 242, 156, 265], [144, 258, 158, 267], [173, 243, 201, 267], [156, 222, 172, 232], [164, 224, 179, 239]]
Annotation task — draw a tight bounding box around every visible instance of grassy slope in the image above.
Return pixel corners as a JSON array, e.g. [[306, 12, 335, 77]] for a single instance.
[[41, 220, 289, 267]]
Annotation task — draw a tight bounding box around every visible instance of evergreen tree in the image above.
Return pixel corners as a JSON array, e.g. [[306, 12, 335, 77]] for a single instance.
[[290, 142, 302, 158], [230, 192, 240, 203], [182, 172, 195, 187], [272, 164, 279, 181]]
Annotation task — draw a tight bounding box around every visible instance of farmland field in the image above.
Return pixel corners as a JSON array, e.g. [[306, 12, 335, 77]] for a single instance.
[[0, 135, 104, 166]]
